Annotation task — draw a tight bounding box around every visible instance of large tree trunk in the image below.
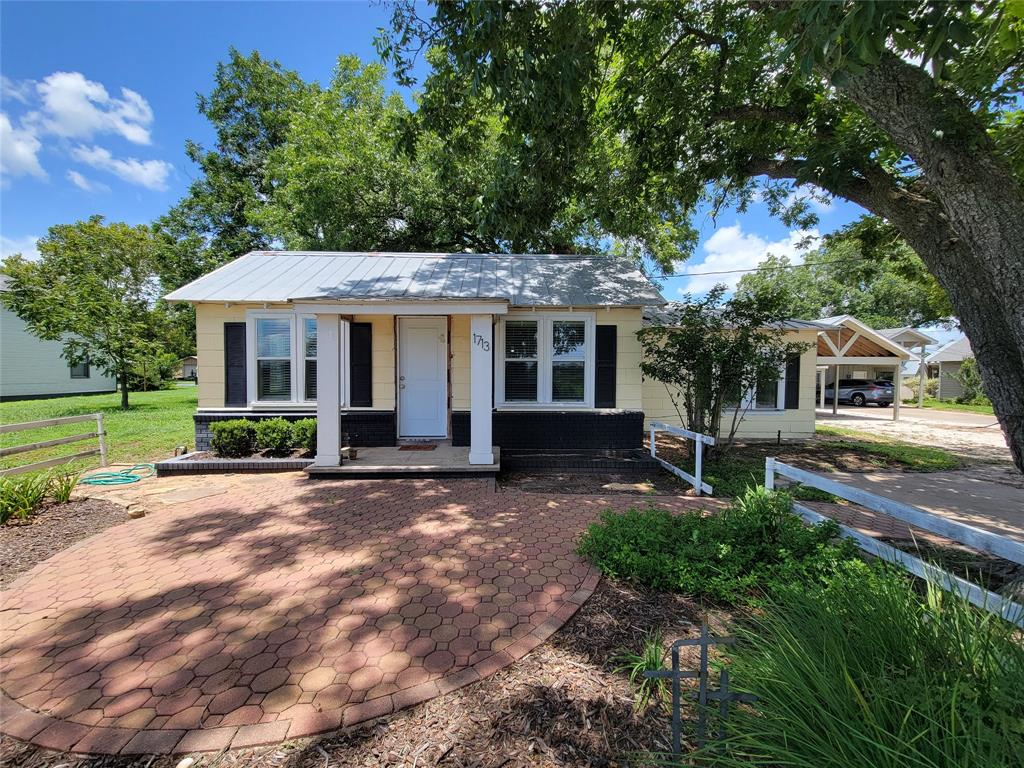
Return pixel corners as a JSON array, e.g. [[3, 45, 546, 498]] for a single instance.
[[120, 370, 130, 410], [835, 53, 1024, 473]]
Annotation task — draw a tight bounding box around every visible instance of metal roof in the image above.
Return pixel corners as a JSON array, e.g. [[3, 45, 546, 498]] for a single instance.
[[927, 336, 973, 363], [164, 251, 666, 307], [877, 326, 938, 345], [644, 303, 829, 330]]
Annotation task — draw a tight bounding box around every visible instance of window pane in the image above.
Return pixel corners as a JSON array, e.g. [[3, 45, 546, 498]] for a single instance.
[[69, 361, 89, 379], [504, 361, 538, 401], [304, 359, 317, 400], [755, 372, 779, 409], [257, 360, 291, 400], [257, 318, 291, 358], [552, 361, 585, 401], [303, 317, 317, 359], [552, 320, 585, 360], [505, 321, 537, 359]]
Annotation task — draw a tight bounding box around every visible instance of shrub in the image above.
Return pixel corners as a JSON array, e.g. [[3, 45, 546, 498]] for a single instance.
[[576, 487, 857, 603], [47, 466, 81, 503], [613, 630, 670, 714], [291, 418, 317, 454], [702, 564, 1024, 768], [210, 419, 256, 458], [0, 473, 50, 523], [953, 358, 986, 403], [254, 417, 293, 456]]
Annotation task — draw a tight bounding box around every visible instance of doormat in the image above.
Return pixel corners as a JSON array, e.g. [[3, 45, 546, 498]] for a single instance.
[[399, 444, 437, 451]]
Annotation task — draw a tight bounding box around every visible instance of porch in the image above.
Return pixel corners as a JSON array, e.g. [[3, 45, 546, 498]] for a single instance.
[[306, 443, 501, 478]]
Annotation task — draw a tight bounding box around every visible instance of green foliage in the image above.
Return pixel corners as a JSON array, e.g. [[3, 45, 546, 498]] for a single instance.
[[0, 216, 167, 410], [253, 417, 293, 457], [0, 473, 50, 523], [47, 467, 81, 504], [210, 419, 257, 458], [638, 286, 809, 455], [954, 358, 988, 403], [906, 376, 940, 400], [126, 351, 179, 392], [815, 427, 961, 471], [576, 488, 857, 603], [290, 418, 317, 454], [736, 216, 955, 328], [613, 631, 670, 714], [703, 563, 1024, 768]]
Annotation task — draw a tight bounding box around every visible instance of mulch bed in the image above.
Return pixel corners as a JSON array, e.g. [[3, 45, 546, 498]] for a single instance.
[[0, 498, 130, 589], [0, 579, 731, 767]]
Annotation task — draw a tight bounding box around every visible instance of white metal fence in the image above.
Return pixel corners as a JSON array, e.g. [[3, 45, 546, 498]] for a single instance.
[[0, 413, 108, 477], [765, 457, 1024, 627], [649, 421, 715, 496]]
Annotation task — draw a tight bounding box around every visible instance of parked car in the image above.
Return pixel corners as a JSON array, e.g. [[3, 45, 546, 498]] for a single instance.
[[820, 378, 894, 407]]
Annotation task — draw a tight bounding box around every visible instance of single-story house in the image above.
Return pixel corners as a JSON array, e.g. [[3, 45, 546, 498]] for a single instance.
[[0, 276, 117, 401], [178, 355, 198, 380], [813, 315, 913, 419], [927, 336, 973, 400], [165, 251, 822, 469], [877, 326, 936, 405]]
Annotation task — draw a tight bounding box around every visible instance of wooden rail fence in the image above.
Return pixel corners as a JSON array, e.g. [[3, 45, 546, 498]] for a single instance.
[[649, 421, 715, 496], [765, 457, 1024, 627], [0, 413, 108, 477]]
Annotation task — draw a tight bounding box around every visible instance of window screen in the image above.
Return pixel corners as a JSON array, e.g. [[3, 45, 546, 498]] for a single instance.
[[256, 317, 291, 401], [551, 320, 585, 401], [504, 320, 538, 401]]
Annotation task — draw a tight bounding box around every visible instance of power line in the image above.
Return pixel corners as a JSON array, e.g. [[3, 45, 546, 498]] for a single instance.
[[650, 255, 871, 279]]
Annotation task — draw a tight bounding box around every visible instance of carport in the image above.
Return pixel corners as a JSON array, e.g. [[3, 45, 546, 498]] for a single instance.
[[815, 316, 912, 421]]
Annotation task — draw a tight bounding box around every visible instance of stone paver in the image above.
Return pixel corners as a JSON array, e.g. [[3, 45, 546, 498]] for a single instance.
[[0, 475, 719, 755]]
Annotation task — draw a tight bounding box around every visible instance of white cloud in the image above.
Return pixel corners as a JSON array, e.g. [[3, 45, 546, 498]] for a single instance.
[[674, 223, 820, 295], [0, 112, 46, 182], [30, 71, 154, 145], [0, 234, 41, 261], [71, 145, 172, 190], [66, 169, 108, 192], [1, 76, 36, 105]]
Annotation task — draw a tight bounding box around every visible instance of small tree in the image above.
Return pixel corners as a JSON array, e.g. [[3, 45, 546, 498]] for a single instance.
[[638, 286, 809, 457], [1, 216, 164, 409], [953, 358, 988, 404]]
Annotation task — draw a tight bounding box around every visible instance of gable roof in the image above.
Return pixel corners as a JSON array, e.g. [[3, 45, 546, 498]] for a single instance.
[[877, 326, 938, 345], [927, 336, 973, 364], [815, 315, 912, 359], [164, 251, 666, 308]]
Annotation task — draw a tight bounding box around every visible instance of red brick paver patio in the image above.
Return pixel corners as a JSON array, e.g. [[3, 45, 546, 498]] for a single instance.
[[0, 476, 719, 755]]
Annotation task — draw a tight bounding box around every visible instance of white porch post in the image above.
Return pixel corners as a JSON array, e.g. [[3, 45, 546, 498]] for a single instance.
[[832, 364, 839, 415], [918, 343, 926, 409], [314, 313, 341, 467], [469, 314, 494, 465], [818, 368, 825, 409], [893, 362, 901, 421]]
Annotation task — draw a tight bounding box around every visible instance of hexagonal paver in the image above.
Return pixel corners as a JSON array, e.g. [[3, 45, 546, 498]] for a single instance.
[[1, 475, 722, 755]]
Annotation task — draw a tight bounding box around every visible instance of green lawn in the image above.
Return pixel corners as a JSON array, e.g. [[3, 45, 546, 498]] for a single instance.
[[814, 425, 960, 471], [901, 397, 995, 415], [1, 387, 196, 470]]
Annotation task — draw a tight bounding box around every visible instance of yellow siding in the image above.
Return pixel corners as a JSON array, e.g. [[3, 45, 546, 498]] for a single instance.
[[356, 314, 396, 410], [450, 315, 471, 410], [603, 307, 644, 410], [641, 329, 819, 439]]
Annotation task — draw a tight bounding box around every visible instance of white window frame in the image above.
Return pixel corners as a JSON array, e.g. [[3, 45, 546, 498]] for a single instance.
[[495, 312, 595, 408], [245, 310, 349, 408], [728, 365, 786, 412]]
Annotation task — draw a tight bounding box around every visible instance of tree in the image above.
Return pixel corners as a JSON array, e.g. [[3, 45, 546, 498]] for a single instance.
[[736, 216, 955, 328], [380, 0, 1024, 472], [0, 216, 164, 409], [638, 285, 808, 456], [953, 358, 988, 405]]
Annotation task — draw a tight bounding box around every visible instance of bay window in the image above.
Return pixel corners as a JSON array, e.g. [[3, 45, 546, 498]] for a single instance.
[[497, 314, 594, 406]]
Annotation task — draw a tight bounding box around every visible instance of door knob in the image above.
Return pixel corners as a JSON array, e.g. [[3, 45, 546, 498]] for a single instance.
[[399, 383, 406, 389]]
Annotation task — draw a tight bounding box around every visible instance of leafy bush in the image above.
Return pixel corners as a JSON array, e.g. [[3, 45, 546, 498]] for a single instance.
[[953, 358, 987, 403], [906, 376, 939, 399], [577, 487, 857, 603], [291, 418, 317, 454], [703, 564, 1024, 768], [0, 473, 50, 523], [47, 466, 81, 503], [254, 417, 293, 456], [210, 419, 256, 458]]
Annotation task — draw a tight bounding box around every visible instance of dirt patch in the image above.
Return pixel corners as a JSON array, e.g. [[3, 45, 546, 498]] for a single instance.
[[500, 470, 691, 496], [0, 498, 130, 589], [0, 578, 732, 767]]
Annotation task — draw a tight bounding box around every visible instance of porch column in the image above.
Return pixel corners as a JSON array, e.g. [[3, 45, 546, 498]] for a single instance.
[[918, 343, 926, 409], [469, 314, 494, 465], [818, 368, 825, 409], [832, 364, 839, 415], [314, 313, 341, 467], [893, 362, 901, 421]]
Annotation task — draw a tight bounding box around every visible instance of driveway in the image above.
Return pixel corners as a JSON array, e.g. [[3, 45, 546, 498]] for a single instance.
[[0, 474, 719, 756]]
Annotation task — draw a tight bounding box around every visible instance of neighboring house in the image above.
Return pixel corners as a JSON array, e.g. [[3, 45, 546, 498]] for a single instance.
[[813, 315, 913, 419], [877, 327, 936, 404], [179, 355, 198, 380], [927, 336, 973, 401], [165, 251, 822, 467], [0, 276, 117, 401]]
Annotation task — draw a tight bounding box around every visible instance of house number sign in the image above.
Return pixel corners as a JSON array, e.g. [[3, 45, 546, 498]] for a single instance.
[[472, 333, 491, 351]]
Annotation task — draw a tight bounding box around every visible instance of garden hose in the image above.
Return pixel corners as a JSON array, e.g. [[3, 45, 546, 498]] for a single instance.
[[79, 464, 156, 486]]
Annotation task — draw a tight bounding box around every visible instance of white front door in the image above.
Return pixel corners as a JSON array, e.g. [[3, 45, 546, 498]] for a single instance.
[[398, 317, 448, 437]]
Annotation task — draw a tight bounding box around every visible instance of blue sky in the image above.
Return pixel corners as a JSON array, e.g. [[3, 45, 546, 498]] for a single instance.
[[0, 1, 959, 348]]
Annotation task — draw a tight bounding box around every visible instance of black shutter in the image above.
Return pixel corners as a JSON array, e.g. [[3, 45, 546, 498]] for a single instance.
[[349, 322, 373, 407], [784, 353, 801, 410], [595, 325, 617, 408], [224, 322, 247, 406]]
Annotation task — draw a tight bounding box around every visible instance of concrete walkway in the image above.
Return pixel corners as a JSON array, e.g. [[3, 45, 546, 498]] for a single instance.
[[0, 474, 721, 756]]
